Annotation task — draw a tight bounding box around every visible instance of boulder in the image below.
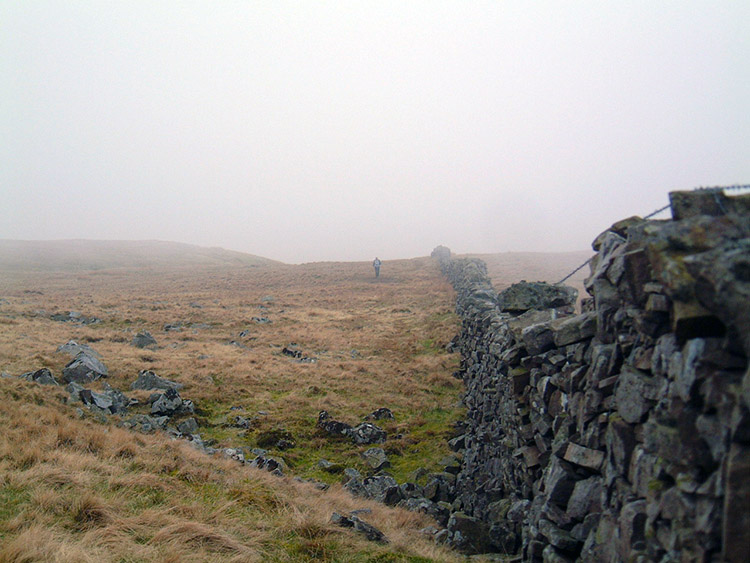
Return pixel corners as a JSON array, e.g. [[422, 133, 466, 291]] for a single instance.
[[62, 351, 108, 384], [177, 418, 199, 435], [669, 189, 750, 220], [362, 475, 402, 505], [614, 368, 666, 424], [248, 454, 286, 475], [349, 422, 387, 445], [331, 512, 388, 543], [552, 313, 597, 347], [56, 340, 100, 358], [317, 410, 353, 437], [131, 331, 157, 349], [366, 407, 395, 421], [497, 281, 577, 314], [431, 245, 452, 262], [151, 388, 187, 416], [122, 414, 169, 433], [79, 384, 130, 415], [361, 447, 390, 470], [447, 511, 490, 553], [20, 368, 59, 386], [130, 370, 183, 391]]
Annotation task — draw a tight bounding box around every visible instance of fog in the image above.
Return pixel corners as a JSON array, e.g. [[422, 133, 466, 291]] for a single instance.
[[2, 2, 748, 263]]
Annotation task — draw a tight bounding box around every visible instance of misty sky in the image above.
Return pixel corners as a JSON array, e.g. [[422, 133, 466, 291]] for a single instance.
[[2, 2, 749, 263]]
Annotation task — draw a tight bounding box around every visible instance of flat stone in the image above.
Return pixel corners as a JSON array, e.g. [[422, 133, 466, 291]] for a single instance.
[[562, 442, 604, 471], [538, 518, 579, 551], [497, 281, 577, 313], [566, 476, 602, 520], [615, 368, 665, 424], [130, 370, 184, 391], [331, 512, 388, 543], [522, 323, 555, 355], [552, 312, 597, 347]]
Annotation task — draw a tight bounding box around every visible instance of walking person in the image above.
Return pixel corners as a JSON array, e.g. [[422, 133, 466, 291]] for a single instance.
[[373, 257, 381, 278]]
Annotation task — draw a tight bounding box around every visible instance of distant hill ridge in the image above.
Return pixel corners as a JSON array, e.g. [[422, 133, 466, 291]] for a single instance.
[[0, 239, 279, 271]]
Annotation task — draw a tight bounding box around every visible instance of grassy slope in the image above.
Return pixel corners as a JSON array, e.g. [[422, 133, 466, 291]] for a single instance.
[[0, 249, 588, 561], [0, 257, 464, 562], [0, 240, 279, 271]]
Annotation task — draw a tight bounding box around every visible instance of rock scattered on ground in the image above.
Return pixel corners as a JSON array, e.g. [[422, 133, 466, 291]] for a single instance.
[[131, 331, 157, 349], [317, 410, 386, 445], [150, 388, 193, 416], [130, 369, 183, 391], [62, 351, 108, 384], [366, 407, 395, 421], [56, 340, 101, 358], [361, 447, 390, 470], [20, 368, 59, 386], [331, 512, 388, 544], [50, 311, 101, 324]]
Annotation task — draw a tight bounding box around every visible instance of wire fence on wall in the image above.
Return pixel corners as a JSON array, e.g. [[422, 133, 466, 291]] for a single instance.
[[554, 184, 749, 286]]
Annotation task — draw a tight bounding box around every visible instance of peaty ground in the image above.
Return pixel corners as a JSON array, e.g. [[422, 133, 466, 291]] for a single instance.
[[0, 248, 588, 561]]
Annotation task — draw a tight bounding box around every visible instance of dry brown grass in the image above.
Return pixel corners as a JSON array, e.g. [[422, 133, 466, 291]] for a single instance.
[[0, 250, 586, 560]]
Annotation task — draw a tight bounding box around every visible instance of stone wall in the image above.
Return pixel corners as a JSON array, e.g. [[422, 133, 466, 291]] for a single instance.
[[436, 190, 750, 561]]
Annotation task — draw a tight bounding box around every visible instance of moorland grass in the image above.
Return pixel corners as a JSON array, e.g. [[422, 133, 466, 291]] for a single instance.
[[0, 252, 585, 561], [0, 257, 466, 561]]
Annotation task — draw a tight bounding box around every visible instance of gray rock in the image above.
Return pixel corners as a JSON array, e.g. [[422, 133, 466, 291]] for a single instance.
[[177, 417, 199, 435], [366, 407, 395, 420], [317, 459, 344, 473], [542, 458, 577, 507], [431, 245, 452, 262], [65, 381, 85, 401], [80, 389, 113, 412], [669, 189, 750, 220], [552, 312, 597, 347], [331, 512, 388, 543], [56, 340, 100, 358], [447, 511, 490, 553], [248, 454, 286, 475], [723, 443, 750, 563], [131, 331, 157, 349], [349, 422, 386, 445], [399, 482, 424, 500], [20, 368, 59, 386], [398, 497, 450, 525], [522, 322, 555, 356], [361, 447, 390, 470], [614, 367, 665, 424], [317, 410, 353, 437], [62, 351, 108, 384], [150, 388, 184, 416], [538, 518, 579, 551], [79, 384, 130, 415], [497, 281, 577, 313], [362, 475, 402, 505], [566, 476, 602, 520], [122, 414, 169, 433], [130, 370, 183, 391]]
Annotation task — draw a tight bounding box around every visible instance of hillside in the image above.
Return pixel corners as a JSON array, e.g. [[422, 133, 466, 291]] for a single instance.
[[0, 239, 279, 272], [0, 251, 588, 561]]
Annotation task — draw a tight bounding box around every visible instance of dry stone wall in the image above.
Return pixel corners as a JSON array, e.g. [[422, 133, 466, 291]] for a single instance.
[[436, 190, 750, 561]]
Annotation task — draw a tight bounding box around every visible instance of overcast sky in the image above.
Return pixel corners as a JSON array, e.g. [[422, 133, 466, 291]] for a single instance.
[[2, 2, 748, 263]]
